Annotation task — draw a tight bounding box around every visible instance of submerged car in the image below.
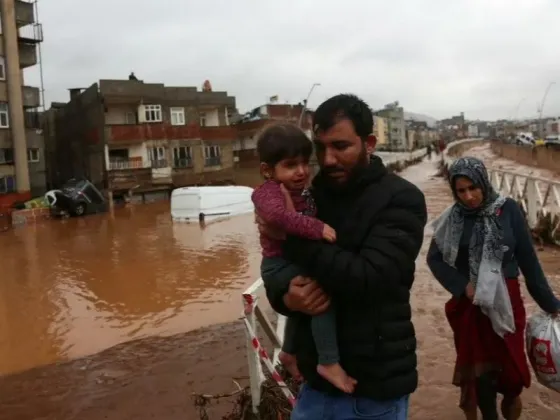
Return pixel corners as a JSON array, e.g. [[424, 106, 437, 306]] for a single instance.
[[45, 178, 107, 217]]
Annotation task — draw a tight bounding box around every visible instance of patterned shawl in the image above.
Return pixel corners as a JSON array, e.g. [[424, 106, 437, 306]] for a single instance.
[[431, 157, 514, 337]]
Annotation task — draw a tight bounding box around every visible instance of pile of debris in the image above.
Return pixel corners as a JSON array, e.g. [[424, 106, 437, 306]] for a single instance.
[[193, 367, 299, 420]]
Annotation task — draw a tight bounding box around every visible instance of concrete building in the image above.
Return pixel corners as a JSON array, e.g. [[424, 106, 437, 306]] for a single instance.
[[0, 0, 44, 207], [374, 102, 407, 151], [372, 116, 389, 148], [44, 78, 237, 201], [233, 103, 312, 165]]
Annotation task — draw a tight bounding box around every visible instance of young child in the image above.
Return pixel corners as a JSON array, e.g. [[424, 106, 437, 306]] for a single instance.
[[251, 123, 357, 393]]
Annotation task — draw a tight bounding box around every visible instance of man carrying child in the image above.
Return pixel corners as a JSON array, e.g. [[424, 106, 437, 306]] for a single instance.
[[255, 94, 428, 419]]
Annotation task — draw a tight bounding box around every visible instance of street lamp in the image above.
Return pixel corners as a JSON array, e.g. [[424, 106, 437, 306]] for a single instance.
[[298, 83, 321, 127], [538, 81, 555, 138]]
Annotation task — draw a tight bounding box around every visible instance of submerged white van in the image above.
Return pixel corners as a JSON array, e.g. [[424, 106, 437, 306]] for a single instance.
[[170, 185, 254, 222]]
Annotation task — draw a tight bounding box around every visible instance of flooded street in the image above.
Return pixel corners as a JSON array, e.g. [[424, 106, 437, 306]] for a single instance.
[[1, 154, 560, 419], [0, 203, 261, 375]]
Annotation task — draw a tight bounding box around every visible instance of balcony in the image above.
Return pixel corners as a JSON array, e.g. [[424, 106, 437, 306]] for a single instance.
[[15, 1, 35, 27], [108, 123, 201, 144], [200, 126, 236, 141], [0, 84, 40, 108], [18, 42, 37, 68]]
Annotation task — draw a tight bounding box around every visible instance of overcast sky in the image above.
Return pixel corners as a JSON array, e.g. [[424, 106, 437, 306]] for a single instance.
[[24, 0, 560, 121]]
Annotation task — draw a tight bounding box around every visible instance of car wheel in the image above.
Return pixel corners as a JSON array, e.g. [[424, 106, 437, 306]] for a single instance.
[[73, 202, 86, 216]]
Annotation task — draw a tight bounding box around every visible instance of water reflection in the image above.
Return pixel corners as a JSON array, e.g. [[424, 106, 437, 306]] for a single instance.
[[0, 202, 261, 375]]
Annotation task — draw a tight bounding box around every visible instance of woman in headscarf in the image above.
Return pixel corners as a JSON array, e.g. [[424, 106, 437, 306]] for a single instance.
[[427, 156, 560, 420]]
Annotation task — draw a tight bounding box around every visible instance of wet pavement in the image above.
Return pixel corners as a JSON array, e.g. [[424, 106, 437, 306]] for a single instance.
[[1, 154, 560, 419]]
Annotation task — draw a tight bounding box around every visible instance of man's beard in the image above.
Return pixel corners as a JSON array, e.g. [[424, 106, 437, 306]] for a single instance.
[[321, 144, 370, 189]]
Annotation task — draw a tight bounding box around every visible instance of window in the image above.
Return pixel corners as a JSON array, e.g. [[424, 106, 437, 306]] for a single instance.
[[170, 107, 185, 126], [0, 56, 5, 81], [173, 146, 192, 168], [199, 112, 206, 127], [147, 146, 167, 167], [204, 145, 221, 166], [27, 148, 39, 162], [144, 105, 162, 122], [0, 103, 8, 128], [0, 148, 13, 164], [0, 176, 15, 194], [125, 112, 136, 124]]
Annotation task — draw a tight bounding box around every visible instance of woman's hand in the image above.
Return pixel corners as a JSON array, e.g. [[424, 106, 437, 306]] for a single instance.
[[465, 282, 475, 300]]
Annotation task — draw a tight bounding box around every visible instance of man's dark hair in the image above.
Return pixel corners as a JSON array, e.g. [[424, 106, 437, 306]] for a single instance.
[[256, 122, 313, 166], [313, 94, 373, 141]]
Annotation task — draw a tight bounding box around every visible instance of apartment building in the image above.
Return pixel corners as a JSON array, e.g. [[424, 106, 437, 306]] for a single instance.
[[45, 78, 237, 199], [374, 102, 407, 151], [372, 115, 389, 149], [233, 103, 313, 165], [0, 0, 43, 207]]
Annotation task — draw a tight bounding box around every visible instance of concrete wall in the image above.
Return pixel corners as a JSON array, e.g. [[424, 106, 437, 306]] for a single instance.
[[490, 142, 560, 175]]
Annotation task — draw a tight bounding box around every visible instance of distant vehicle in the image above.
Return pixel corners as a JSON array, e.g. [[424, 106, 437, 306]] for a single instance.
[[45, 178, 107, 217], [545, 135, 560, 150], [171, 185, 254, 223], [515, 132, 535, 146]]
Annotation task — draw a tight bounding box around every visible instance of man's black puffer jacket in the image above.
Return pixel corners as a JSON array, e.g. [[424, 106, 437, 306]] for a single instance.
[[266, 156, 427, 400]]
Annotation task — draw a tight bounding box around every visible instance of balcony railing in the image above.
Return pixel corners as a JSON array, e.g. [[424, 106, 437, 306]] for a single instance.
[[173, 158, 193, 168], [204, 156, 221, 167], [18, 23, 43, 43], [150, 159, 169, 169], [200, 126, 236, 141], [108, 159, 150, 170]]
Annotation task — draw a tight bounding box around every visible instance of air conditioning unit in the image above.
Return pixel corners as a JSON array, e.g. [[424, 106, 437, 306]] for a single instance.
[[137, 105, 146, 123]]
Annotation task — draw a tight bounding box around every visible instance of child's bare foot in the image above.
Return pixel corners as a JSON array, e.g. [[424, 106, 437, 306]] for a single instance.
[[317, 363, 357, 393], [279, 351, 302, 380]]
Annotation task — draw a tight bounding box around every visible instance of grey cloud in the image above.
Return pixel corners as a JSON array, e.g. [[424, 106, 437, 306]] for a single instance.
[[23, 0, 560, 120]]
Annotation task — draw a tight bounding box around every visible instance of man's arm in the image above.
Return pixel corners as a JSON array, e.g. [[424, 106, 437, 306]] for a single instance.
[[282, 187, 427, 303], [252, 183, 324, 240]]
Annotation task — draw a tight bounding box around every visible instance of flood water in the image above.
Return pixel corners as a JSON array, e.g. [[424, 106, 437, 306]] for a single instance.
[[0, 202, 262, 375], [0, 152, 418, 376]]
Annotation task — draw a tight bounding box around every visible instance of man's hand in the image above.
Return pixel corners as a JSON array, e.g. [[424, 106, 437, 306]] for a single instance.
[[322, 224, 337, 243], [283, 276, 330, 315]]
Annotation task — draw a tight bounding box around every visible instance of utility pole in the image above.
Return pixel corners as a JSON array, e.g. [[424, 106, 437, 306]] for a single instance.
[[538, 81, 555, 139], [298, 83, 321, 127]]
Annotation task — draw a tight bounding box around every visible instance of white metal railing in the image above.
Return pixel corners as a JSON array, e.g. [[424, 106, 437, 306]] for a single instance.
[[108, 160, 151, 170], [241, 149, 431, 414]]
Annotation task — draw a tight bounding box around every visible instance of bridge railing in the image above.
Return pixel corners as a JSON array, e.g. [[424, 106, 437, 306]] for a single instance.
[[240, 148, 431, 415]]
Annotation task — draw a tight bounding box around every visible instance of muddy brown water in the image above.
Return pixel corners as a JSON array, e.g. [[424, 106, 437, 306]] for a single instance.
[[1, 156, 560, 419], [0, 203, 262, 376]]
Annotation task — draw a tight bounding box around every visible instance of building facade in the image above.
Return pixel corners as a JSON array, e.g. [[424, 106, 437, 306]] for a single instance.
[[372, 115, 389, 148], [232, 103, 312, 165], [0, 0, 44, 207], [45, 78, 237, 200], [374, 102, 407, 151]]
